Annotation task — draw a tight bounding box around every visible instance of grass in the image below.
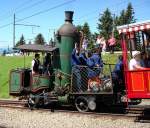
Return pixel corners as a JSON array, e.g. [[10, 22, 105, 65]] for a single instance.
[[0, 53, 120, 98], [0, 55, 32, 98], [102, 53, 121, 75]]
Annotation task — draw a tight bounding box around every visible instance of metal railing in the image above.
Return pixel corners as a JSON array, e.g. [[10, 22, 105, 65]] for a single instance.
[[71, 65, 114, 93]]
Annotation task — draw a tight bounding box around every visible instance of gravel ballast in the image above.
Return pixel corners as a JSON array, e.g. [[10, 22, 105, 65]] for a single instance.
[[0, 107, 150, 128]]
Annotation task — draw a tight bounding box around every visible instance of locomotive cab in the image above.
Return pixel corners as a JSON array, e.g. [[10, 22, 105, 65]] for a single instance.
[[10, 68, 31, 96], [9, 44, 58, 96]]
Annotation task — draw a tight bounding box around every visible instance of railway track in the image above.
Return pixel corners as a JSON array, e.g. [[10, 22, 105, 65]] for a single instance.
[[0, 99, 27, 108], [0, 99, 149, 123]]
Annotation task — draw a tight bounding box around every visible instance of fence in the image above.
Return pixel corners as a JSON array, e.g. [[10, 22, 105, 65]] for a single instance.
[[71, 64, 114, 93]]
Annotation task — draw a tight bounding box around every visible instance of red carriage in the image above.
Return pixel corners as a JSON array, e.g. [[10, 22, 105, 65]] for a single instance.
[[117, 20, 150, 100]]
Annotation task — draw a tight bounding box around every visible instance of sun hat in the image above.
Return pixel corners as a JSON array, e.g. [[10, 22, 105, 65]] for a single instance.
[[132, 51, 141, 58]]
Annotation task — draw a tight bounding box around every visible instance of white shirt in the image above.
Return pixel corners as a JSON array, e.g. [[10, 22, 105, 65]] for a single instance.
[[129, 58, 141, 70], [31, 59, 35, 71], [82, 39, 88, 50], [96, 38, 101, 45]]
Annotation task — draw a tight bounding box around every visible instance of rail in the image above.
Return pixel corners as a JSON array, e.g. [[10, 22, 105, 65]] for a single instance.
[[0, 99, 149, 123]]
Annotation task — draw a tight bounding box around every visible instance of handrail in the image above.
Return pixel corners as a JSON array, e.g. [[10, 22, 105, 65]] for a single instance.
[[124, 69, 150, 72]]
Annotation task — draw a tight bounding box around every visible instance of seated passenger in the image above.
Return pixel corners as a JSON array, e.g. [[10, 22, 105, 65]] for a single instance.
[[86, 50, 101, 92], [43, 53, 51, 76], [71, 43, 81, 92], [71, 43, 80, 67], [91, 46, 103, 75], [129, 51, 147, 70], [86, 50, 95, 77], [32, 53, 40, 75], [79, 50, 88, 91], [79, 50, 87, 65]]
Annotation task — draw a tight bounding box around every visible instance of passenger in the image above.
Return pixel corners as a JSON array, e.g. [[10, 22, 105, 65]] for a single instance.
[[71, 43, 81, 92], [43, 53, 51, 76], [86, 50, 101, 92], [91, 46, 103, 68], [129, 51, 147, 70], [32, 53, 40, 75], [92, 46, 103, 76], [79, 50, 88, 91], [79, 50, 87, 65]]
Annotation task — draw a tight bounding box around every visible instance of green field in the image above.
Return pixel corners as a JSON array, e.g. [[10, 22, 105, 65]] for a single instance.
[[0, 56, 33, 98], [0, 53, 119, 98]]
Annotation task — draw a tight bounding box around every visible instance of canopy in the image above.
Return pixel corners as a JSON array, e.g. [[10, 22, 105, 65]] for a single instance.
[[117, 20, 150, 34], [16, 44, 58, 52]]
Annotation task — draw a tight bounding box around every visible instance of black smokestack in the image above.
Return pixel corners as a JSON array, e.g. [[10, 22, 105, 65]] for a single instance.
[[65, 11, 74, 23]]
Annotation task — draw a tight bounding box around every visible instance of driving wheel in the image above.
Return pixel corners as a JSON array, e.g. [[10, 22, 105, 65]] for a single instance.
[[75, 96, 89, 112]]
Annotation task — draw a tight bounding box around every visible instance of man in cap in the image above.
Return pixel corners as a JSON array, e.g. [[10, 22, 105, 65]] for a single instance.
[[129, 51, 147, 70]]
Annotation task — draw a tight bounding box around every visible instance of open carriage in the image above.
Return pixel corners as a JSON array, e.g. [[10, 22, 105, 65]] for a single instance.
[[117, 20, 150, 99]]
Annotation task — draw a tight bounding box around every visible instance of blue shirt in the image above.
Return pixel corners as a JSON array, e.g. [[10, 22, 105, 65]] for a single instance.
[[91, 53, 103, 67], [113, 60, 124, 80], [86, 57, 100, 78], [113, 60, 123, 72], [79, 53, 87, 65], [86, 57, 95, 68], [71, 48, 80, 67]]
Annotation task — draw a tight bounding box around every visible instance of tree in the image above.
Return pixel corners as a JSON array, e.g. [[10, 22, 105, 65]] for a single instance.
[[113, 3, 136, 50], [34, 33, 45, 45], [117, 10, 126, 25], [82, 22, 91, 39], [76, 25, 82, 32], [116, 3, 135, 26], [125, 2, 136, 24], [97, 8, 113, 41], [15, 34, 26, 47]]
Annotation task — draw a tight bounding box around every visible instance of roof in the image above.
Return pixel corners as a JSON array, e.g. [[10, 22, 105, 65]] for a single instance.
[[117, 20, 150, 34], [16, 44, 58, 52]]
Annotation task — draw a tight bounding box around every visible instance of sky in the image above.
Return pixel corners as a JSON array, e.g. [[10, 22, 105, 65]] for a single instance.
[[0, 0, 150, 48]]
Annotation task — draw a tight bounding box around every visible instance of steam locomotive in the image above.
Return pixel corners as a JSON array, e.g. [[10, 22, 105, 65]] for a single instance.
[[10, 11, 149, 112]]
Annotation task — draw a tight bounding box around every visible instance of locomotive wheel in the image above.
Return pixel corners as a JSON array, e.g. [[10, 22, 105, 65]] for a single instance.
[[28, 97, 36, 110], [75, 96, 89, 112], [88, 97, 96, 111], [27, 94, 44, 109]]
